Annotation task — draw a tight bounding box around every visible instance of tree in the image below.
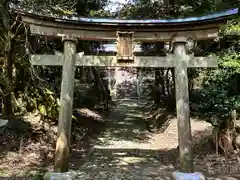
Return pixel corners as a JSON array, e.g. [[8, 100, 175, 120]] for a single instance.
[[0, 0, 15, 117], [117, 0, 240, 136]]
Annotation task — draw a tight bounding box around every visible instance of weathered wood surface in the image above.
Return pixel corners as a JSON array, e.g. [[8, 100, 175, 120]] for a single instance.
[[174, 40, 193, 172], [17, 7, 238, 26], [15, 7, 238, 41], [116, 31, 134, 61], [54, 39, 78, 172], [30, 54, 218, 68], [136, 68, 142, 98], [28, 23, 218, 41]]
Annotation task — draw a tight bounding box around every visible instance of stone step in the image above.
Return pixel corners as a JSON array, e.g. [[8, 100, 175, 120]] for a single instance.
[[44, 170, 239, 180]]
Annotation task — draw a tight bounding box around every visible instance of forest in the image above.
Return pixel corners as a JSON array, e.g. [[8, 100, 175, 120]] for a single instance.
[[0, 0, 240, 179]]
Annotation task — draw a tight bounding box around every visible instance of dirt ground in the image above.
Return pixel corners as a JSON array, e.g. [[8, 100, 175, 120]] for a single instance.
[[1, 99, 240, 179]]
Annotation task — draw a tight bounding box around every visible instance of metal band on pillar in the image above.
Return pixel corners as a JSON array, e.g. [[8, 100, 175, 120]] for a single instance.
[[173, 35, 194, 173], [55, 36, 78, 172]]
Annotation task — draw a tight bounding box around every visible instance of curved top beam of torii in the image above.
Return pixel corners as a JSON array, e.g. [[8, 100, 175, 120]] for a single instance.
[[11, 3, 239, 41], [11, 4, 238, 26]]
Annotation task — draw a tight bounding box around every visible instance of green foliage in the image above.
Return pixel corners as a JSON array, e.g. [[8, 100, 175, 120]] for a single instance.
[[0, 0, 112, 121], [17, 85, 60, 120], [20, 0, 111, 17], [118, 1, 176, 19], [0, 0, 9, 46], [37, 88, 59, 119], [221, 52, 240, 71], [196, 19, 240, 123], [192, 47, 240, 122], [220, 18, 240, 36], [195, 16, 240, 119], [178, 0, 239, 15]]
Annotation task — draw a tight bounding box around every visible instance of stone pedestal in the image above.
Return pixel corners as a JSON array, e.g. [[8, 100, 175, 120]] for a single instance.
[[44, 171, 77, 180], [172, 171, 206, 180], [0, 119, 8, 127]]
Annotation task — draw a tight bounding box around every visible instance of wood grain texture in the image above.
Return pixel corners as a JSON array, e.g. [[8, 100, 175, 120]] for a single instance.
[[28, 23, 218, 41], [54, 40, 78, 172], [30, 54, 218, 68], [174, 41, 193, 173]]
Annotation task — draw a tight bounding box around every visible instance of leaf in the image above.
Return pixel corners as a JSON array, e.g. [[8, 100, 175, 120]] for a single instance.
[[72, 115, 77, 121], [45, 88, 54, 95], [39, 105, 47, 115]]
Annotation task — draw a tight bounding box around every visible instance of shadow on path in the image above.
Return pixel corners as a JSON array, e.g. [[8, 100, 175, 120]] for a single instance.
[[96, 99, 152, 144], [71, 99, 154, 168]]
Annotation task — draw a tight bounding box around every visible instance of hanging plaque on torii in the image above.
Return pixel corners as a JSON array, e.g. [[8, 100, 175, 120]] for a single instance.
[[116, 31, 135, 62]]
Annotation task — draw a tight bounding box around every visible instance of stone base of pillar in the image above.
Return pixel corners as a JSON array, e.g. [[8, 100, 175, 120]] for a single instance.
[[172, 171, 206, 180], [44, 171, 77, 180], [0, 119, 8, 127]]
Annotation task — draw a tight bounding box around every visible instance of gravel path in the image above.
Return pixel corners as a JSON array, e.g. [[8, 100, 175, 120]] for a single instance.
[[77, 99, 172, 178], [73, 98, 218, 180]]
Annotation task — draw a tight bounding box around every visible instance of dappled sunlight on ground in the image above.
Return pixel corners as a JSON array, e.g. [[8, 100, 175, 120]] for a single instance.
[[69, 99, 240, 179], [1, 99, 240, 179]]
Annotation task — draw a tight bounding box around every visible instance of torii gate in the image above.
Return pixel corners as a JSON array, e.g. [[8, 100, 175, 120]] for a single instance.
[[12, 5, 239, 173]]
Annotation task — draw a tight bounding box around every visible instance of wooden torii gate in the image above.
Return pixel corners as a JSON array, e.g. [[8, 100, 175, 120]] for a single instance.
[[12, 5, 239, 173]]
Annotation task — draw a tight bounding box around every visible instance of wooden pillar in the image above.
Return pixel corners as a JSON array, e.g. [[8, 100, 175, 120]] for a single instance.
[[108, 67, 111, 93], [54, 36, 78, 172], [112, 67, 118, 100], [136, 68, 140, 103], [137, 68, 143, 99], [173, 37, 193, 173], [81, 67, 87, 83], [136, 68, 140, 98]]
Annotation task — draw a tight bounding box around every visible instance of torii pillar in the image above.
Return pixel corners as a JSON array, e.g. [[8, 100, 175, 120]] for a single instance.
[[173, 36, 193, 172], [54, 36, 79, 172]]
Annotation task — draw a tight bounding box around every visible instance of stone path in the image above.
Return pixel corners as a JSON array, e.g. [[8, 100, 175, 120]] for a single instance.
[[72, 99, 175, 179], [72, 99, 240, 180], [72, 99, 195, 179]]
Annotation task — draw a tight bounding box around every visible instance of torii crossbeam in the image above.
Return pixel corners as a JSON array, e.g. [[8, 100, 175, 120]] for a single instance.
[[11, 3, 239, 174], [30, 53, 218, 68]]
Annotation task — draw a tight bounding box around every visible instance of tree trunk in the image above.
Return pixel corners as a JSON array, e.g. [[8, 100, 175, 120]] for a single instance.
[[91, 67, 109, 109], [2, 0, 14, 117], [3, 37, 14, 117], [166, 69, 171, 96], [171, 68, 175, 97], [154, 70, 161, 104]]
